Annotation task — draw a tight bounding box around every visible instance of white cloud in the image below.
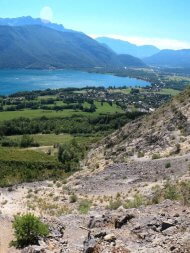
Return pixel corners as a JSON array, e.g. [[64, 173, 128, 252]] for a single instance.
[[40, 6, 53, 23], [90, 34, 190, 50]]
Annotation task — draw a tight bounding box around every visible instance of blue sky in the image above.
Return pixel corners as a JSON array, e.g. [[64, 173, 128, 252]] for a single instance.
[[0, 0, 190, 49]]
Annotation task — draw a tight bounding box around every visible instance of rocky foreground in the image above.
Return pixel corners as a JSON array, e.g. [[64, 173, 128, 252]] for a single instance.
[[6, 200, 190, 253], [1, 151, 190, 253]]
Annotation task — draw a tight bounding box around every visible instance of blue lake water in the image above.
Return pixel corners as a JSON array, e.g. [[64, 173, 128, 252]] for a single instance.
[[0, 69, 150, 95]]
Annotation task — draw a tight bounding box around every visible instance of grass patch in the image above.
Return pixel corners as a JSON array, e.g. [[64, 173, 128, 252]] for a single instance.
[[157, 88, 180, 96]]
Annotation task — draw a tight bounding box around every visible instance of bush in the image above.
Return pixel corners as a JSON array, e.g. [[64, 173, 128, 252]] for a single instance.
[[163, 183, 179, 200], [124, 194, 145, 209], [69, 193, 78, 203], [78, 199, 92, 214], [180, 181, 190, 205], [11, 213, 49, 248], [137, 152, 145, 158], [58, 139, 85, 172], [151, 182, 180, 204], [20, 135, 39, 148], [165, 162, 171, 168], [108, 199, 122, 210], [152, 153, 161, 160]]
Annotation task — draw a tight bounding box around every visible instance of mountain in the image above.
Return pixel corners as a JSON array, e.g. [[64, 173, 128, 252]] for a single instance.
[[96, 37, 160, 58], [0, 25, 146, 69], [117, 54, 146, 67], [0, 16, 68, 33], [144, 49, 190, 68]]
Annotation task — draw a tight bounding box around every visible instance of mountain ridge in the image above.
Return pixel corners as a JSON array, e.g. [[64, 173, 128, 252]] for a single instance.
[[96, 36, 160, 58], [144, 49, 190, 68], [0, 24, 146, 69], [0, 16, 69, 33]]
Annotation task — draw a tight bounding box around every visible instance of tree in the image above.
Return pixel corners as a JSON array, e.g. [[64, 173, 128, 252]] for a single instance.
[[20, 135, 39, 148], [89, 103, 96, 113]]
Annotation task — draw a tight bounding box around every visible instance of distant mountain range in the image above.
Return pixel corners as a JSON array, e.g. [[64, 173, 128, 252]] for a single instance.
[[96, 37, 160, 58], [1, 16, 190, 70], [0, 20, 146, 69], [144, 49, 190, 68]]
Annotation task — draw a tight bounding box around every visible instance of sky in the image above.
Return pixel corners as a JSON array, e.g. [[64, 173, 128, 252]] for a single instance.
[[0, 0, 190, 49]]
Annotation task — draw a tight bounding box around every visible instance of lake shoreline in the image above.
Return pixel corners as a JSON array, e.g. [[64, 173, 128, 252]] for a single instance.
[[0, 69, 151, 96]]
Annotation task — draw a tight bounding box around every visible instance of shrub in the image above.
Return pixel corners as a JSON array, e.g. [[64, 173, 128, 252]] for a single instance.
[[152, 182, 180, 204], [165, 162, 171, 168], [163, 183, 179, 200], [175, 143, 181, 154], [108, 199, 122, 210], [11, 213, 49, 248], [78, 199, 92, 214], [69, 193, 78, 203], [151, 185, 162, 204], [20, 135, 39, 148], [180, 181, 190, 205], [124, 194, 145, 209], [152, 153, 161, 160], [137, 152, 145, 158]]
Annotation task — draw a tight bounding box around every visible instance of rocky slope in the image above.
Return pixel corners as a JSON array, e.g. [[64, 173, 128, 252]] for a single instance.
[[84, 87, 190, 169], [1, 88, 190, 252]]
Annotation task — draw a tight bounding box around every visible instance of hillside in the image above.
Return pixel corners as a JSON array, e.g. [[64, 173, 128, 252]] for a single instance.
[[0, 24, 146, 69], [144, 49, 190, 68], [1, 88, 190, 252], [96, 37, 160, 58], [84, 87, 190, 167]]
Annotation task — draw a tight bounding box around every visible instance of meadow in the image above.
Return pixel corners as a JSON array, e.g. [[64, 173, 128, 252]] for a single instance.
[[8, 134, 100, 147], [0, 101, 123, 121]]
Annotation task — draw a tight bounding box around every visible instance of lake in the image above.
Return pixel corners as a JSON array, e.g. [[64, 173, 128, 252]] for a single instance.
[[0, 69, 150, 95]]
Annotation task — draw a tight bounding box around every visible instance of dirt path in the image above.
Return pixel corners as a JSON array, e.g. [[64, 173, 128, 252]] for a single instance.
[[0, 217, 19, 253]]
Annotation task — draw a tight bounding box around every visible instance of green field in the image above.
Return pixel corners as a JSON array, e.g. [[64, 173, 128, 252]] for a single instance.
[[157, 88, 181, 96], [0, 101, 123, 121], [109, 88, 132, 94], [0, 147, 58, 162], [9, 134, 100, 147]]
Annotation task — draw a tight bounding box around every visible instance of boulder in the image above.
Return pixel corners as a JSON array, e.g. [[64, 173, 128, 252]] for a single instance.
[[104, 233, 116, 242]]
